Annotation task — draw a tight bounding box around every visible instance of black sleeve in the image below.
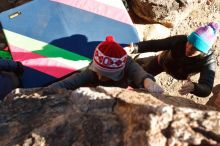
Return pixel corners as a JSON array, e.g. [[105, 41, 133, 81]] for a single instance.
[[0, 59, 20, 72], [135, 35, 187, 53], [48, 69, 97, 90], [191, 61, 216, 97]]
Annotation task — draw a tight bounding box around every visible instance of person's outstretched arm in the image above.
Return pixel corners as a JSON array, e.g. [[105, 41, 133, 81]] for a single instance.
[[126, 57, 164, 93], [192, 63, 216, 97], [179, 60, 216, 97], [124, 35, 186, 54], [48, 69, 96, 90]]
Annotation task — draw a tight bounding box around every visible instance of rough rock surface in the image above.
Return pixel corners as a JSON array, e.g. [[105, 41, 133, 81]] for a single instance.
[[0, 87, 220, 146], [129, 0, 207, 27], [208, 84, 220, 107], [1, 0, 220, 105], [134, 24, 171, 41]]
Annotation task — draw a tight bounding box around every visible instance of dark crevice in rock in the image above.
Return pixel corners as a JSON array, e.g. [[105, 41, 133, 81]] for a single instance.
[[192, 127, 220, 143], [175, 0, 186, 7], [189, 139, 218, 146], [161, 121, 173, 139], [161, 107, 174, 141]]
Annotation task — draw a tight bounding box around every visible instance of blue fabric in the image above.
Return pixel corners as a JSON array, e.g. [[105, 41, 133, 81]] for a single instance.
[[187, 32, 210, 54], [20, 66, 57, 88], [0, 0, 139, 58], [0, 0, 140, 88], [0, 59, 18, 72]]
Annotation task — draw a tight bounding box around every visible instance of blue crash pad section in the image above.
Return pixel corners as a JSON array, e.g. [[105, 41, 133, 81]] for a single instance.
[[0, 0, 140, 88]]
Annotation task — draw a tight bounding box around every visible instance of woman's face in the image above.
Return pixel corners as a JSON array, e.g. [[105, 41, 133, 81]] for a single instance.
[[185, 42, 202, 57]]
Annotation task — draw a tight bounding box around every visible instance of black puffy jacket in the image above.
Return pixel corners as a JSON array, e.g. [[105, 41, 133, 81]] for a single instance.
[[135, 35, 216, 97]]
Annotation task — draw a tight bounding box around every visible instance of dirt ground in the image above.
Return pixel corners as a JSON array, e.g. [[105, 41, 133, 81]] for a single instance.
[[133, 0, 220, 105]]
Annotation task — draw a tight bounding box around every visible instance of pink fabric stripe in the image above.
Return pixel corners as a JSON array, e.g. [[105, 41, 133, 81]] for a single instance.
[[9, 45, 76, 78], [50, 0, 133, 25]]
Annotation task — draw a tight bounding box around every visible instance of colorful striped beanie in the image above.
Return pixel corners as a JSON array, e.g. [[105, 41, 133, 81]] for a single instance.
[[188, 22, 220, 54]]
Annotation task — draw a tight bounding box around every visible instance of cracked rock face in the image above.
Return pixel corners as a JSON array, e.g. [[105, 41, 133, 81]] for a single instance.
[[0, 87, 220, 146], [129, 0, 206, 27]]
